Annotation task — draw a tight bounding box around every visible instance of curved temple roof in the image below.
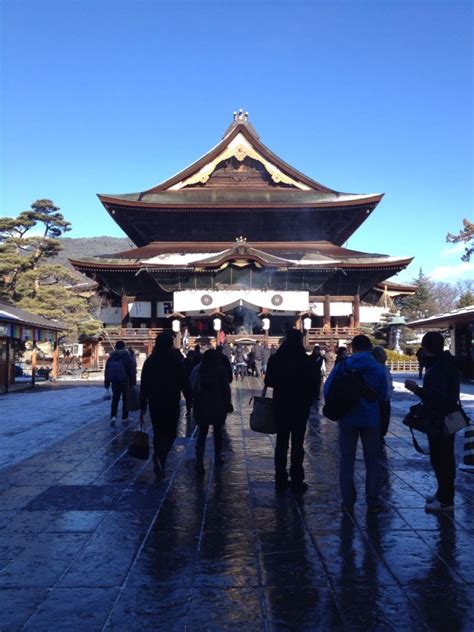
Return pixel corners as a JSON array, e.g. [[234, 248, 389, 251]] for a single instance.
[[97, 114, 384, 246], [70, 240, 413, 273]]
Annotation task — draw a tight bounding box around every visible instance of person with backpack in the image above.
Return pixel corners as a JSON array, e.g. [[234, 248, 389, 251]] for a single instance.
[[191, 349, 233, 475], [140, 333, 191, 479], [264, 329, 317, 492], [324, 335, 387, 513], [104, 340, 135, 426], [405, 331, 461, 511], [372, 346, 393, 443]]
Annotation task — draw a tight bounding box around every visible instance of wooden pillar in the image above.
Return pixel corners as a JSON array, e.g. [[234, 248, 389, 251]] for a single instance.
[[93, 341, 100, 371], [121, 295, 129, 329], [31, 333, 37, 388], [51, 332, 59, 381], [4, 338, 10, 393], [150, 300, 157, 329], [323, 296, 331, 330], [353, 294, 361, 329]]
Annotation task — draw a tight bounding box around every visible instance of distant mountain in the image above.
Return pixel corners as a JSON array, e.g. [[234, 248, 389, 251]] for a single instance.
[[53, 236, 133, 275]]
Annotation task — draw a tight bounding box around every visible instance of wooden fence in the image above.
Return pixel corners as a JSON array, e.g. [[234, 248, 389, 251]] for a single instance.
[[387, 360, 418, 372]]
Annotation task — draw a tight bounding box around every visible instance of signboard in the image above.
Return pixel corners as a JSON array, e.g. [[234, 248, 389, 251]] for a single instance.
[[174, 290, 309, 313], [128, 301, 151, 318], [157, 301, 173, 317]]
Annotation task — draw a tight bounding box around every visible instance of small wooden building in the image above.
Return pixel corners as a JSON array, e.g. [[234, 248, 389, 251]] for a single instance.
[[408, 306, 474, 378], [0, 300, 64, 393]]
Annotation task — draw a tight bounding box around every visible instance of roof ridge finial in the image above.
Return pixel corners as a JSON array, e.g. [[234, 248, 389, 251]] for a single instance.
[[233, 108, 249, 123]]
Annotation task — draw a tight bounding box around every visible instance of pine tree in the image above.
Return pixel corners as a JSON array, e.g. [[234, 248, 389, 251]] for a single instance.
[[1, 201, 101, 337], [0, 199, 71, 299], [447, 219, 474, 262], [399, 268, 438, 320], [458, 291, 474, 308]]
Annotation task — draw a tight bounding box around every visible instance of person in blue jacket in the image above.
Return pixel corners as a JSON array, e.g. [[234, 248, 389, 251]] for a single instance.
[[324, 334, 388, 513]]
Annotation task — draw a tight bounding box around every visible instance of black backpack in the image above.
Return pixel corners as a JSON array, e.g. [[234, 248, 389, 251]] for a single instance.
[[323, 360, 378, 421]]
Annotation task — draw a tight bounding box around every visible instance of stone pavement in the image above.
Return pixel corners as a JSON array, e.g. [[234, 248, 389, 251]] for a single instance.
[[0, 377, 473, 631]]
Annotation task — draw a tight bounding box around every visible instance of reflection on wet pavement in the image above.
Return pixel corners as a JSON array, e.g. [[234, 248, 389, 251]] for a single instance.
[[0, 378, 473, 631]]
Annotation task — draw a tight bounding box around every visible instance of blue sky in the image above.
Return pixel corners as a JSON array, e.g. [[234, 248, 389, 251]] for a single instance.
[[1, 0, 472, 284]]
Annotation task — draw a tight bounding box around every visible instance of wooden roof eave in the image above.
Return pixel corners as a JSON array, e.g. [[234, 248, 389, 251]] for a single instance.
[[139, 124, 336, 194], [97, 192, 384, 210], [69, 258, 142, 272], [70, 256, 413, 275], [0, 316, 65, 332]]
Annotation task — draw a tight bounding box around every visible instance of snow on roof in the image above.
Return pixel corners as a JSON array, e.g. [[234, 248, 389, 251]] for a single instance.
[[142, 251, 228, 266], [408, 304, 474, 326], [0, 309, 21, 321]]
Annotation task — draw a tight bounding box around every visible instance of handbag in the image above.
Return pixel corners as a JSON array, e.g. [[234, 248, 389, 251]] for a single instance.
[[128, 385, 140, 411], [249, 387, 277, 434], [444, 405, 470, 434], [402, 403, 435, 455], [127, 415, 149, 460]]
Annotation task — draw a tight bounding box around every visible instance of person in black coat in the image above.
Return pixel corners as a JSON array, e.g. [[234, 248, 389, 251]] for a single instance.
[[309, 344, 324, 402], [405, 331, 461, 511], [265, 329, 317, 492], [216, 345, 233, 383], [140, 333, 191, 479], [191, 349, 233, 475], [104, 341, 135, 426]]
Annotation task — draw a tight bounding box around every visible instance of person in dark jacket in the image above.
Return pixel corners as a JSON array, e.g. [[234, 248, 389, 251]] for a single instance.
[[324, 335, 387, 513], [309, 345, 325, 402], [191, 349, 232, 475], [140, 332, 191, 479], [127, 347, 138, 386], [216, 345, 233, 383], [254, 341, 264, 376], [262, 343, 271, 375], [324, 347, 336, 374], [416, 346, 425, 380], [104, 340, 135, 426], [264, 329, 317, 492], [405, 331, 460, 511], [335, 346, 348, 365], [234, 344, 247, 380]]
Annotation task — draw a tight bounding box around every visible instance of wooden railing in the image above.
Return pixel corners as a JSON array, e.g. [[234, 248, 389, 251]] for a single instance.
[[100, 328, 165, 339], [387, 360, 419, 372], [307, 327, 361, 339]]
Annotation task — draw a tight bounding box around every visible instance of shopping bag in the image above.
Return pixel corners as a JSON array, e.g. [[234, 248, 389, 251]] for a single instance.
[[127, 415, 149, 460], [128, 385, 140, 411], [249, 387, 276, 434], [444, 406, 470, 434]]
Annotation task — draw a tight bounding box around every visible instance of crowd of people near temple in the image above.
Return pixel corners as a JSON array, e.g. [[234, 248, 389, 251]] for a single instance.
[[104, 329, 461, 514]]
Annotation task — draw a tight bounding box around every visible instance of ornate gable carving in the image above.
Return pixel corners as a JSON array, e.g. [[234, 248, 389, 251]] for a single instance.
[[167, 133, 311, 191], [187, 156, 291, 189]]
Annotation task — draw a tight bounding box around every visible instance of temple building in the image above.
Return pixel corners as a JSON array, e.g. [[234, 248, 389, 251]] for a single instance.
[[70, 111, 414, 348]]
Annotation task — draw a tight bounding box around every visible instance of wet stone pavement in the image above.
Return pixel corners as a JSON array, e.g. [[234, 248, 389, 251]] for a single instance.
[[0, 378, 473, 631]]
